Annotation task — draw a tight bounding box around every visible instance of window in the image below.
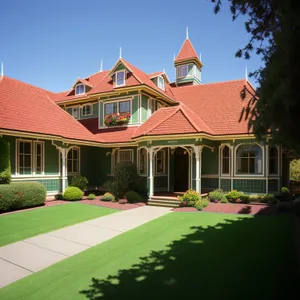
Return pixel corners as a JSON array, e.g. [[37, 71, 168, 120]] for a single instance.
[[269, 146, 279, 175], [119, 150, 133, 163], [155, 150, 166, 174], [119, 100, 130, 113], [104, 102, 117, 115], [116, 70, 125, 87], [236, 144, 262, 175], [158, 76, 165, 90], [72, 107, 79, 119], [104, 100, 131, 118], [67, 147, 80, 174], [17, 140, 44, 175], [75, 84, 85, 95], [177, 65, 188, 78], [156, 101, 164, 110], [82, 104, 92, 116], [138, 148, 147, 175], [221, 146, 230, 175]]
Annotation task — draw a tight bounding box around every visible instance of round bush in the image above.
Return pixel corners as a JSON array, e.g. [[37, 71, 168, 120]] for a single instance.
[[208, 189, 226, 203], [125, 191, 142, 203], [102, 192, 115, 202], [63, 187, 83, 201], [178, 189, 201, 207], [71, 175, 88, 191], [87, 193, 96, 200], [0, 182, 46, 212]]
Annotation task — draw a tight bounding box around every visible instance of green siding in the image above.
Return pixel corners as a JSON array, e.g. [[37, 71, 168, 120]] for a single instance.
[[233, 179, 266, 194], [201, 178, 218, 190], [44, 140, 59, 175], [152, 139, 196, 147], [202, 147, 218, 174], [3, 135, 16, 174], [268, 179, 279, 192], [99, 101, 104, 127], [66, 107, 72, 115], [131, 95, 139, 123], [115, 63, 128, 72], [141, 95, 148, 122]]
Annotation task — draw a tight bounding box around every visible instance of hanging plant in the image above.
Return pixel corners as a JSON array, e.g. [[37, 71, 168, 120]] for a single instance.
[[104, 112, 130, 126]]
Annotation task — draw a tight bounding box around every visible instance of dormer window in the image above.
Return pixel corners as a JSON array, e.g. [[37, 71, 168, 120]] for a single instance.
[[158, 76, 165, 90], [177, 65, 188, 78], [116, 70, 125, 87], [75, 84, 85, 95]]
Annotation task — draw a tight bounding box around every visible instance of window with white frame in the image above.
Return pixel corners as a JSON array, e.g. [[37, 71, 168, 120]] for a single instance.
[[82, 104, 92, 116], [72, 107, 79, 119], [236, 144, 262, 175], [221, 146, 230, 175], [67, 147, 80, 174], [155, 150, 166, 174], [119, 150, 133, 163], [17, 140, 44, 175], [75, 84, 85, 95], [104, 100, 131, 116], [157, 76, 165, 90], [115, 70, 125, 87], [138, 148, 147, 175], [269, 146, 279, 175], [177, 65, 188, 78]]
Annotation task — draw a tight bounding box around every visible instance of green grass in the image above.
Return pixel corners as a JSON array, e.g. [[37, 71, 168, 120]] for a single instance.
[[0, 203, 118, 246], [0, 212, 296, 299]]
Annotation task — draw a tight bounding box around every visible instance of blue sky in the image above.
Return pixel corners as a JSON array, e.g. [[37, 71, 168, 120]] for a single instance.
[[1, 0, 262, 92]]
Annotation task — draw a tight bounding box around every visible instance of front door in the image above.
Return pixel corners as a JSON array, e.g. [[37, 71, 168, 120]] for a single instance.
[[174, 148, 189, 192]]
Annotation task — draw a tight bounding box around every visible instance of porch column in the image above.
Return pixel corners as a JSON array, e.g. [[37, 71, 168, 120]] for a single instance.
[[231, 145, 234, 190], [61, 147, 68, 192], [194, 145, 202, 194], [149, 148, 154, 197], [265, 144, 269, 194]]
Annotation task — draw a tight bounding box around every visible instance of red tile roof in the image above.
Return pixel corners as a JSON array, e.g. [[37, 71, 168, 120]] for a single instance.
[[175, 38, 199, 63], [72, 78, 93, 88], [148, 72, 164, 78]]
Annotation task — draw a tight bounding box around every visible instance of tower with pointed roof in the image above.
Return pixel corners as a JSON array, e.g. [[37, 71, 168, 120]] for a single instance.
[[174, 31, 203, 86]]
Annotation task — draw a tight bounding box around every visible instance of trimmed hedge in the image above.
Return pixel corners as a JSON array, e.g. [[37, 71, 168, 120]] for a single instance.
[[63, 187, 83, 201], [0, 182, 46, 212], [87, 193, 96, 200], [0, 138, 11, 184]]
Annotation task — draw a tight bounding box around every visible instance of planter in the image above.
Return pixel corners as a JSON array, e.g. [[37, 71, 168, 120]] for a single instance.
[[104, 112, 130, 127]]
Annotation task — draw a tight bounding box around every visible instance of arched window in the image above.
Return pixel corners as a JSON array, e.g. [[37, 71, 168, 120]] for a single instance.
[[221, 146, 230, 175], [67, 147, 80, 174], [138, 148, 147, 175], [82, 104, 93, 116], [269, 146, 279, 175], [236, 144, 262, 175]]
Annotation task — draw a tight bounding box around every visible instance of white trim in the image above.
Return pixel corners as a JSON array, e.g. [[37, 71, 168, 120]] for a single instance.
[[111, 148, 134, 173], [177, 64, 189, 78], [155, 149, 166, 175], [75, 83, 85, 95], [115, 70, 126, 87], [220, 144, 231, 177], [67, 146, 80, 175], [34, 141, 45, 175], [72, 106, 80, 119], [157, 76, 165, 91], [137, 147, 148, 175], [81, 103, 93, 116], [12, 175, 60, 180]]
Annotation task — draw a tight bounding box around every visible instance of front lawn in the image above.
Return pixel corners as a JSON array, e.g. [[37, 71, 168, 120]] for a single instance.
[[0, 212, 296, 299], [0, 203, 118, 246]]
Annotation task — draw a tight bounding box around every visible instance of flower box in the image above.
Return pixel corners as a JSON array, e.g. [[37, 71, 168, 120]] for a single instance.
[[104, 112, 130, 126]]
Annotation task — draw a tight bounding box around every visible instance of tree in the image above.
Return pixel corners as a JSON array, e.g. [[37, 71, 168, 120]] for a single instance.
[[211, 0, 300, 150], [290, 159, 300, 182]]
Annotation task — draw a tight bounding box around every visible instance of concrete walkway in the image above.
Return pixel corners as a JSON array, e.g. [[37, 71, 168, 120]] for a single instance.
[[0, 205, 171, 288]]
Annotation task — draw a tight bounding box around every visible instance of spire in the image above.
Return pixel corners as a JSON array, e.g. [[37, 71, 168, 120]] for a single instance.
[[174, 38, 200, 64], [186, 27, 189, 40], [163, 68, 166, 74], [1, 62, 3, 76], [173, 53, 176, 61], [245, 66, 248, 81], [199, 52, 202, 61], [119, 47, 122, 59], [100, 59, 103, 72]]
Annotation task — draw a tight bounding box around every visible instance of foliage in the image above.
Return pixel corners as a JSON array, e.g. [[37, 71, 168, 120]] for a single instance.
[[125, 191, 142, 203], [226, 190, 245, 203], [178, 189, 201, 207], [104, 112, 130, 126], [0, 182, 46, 212], [194, 197, 210, 211], [119, 199, 128, 204], [87, 193, 96, 200], [71, 175, 88, 191], [63, 187, 83, 201], [0, 138, 11, 184], [55, 193, 63, 200], [211, 0, 300, 148], [290, 159, 300, 181], [208, 189, 227, 203], [104, 162, 140, 198], [281, 187, 289, 194], [102, 192, 115, 202], [249, 195, 262, 202], [260, 194, 277, 205]]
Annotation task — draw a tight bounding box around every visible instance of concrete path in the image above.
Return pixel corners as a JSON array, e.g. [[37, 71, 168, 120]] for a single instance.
[[0, 206, 171, 288]]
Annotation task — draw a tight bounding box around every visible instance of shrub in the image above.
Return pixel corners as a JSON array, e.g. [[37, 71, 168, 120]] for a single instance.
[[71, 175, 88, 191], [0, 138, 11, 184], [240, 194, 250, 203], [102, 192, 115, 202], [208, 189, 226, 203], [119, 199, 128, 204], [178, 189, 201, 207], [281, 186, 289, 194], [194, 197, 210, 211], [261, 194, 277, 205], [249, 195, 263, 202], [226, 190, 245, 203], [125, 191, 142, 203], [55, 193, 63, 200], [0, 182, 46, 212], [87, 193, 96, 200], [63, 187, 83, 201]]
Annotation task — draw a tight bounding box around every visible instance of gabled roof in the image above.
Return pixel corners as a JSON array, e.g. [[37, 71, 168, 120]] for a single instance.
[[72, 78, 93, 88], [148, 71, 170, 84], [0, 76, 97, 142], [132, 104, 212, 138]]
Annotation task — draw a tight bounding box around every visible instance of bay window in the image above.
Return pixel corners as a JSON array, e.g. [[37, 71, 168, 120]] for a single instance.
[[236, 144, 262, 175]]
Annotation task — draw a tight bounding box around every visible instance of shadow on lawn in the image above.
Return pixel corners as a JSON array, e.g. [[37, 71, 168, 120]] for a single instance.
[[80, 210, 296, 300]]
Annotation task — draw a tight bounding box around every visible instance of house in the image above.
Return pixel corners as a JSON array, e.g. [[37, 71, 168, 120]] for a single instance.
[[0, 36, 289, 201]]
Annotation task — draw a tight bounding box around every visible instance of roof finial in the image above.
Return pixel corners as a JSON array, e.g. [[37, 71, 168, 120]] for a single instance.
[[186, 27, 189, 39], [163, 68, 166, 74], [1, 62, 3, 76], [100, 59, 103, 72], [173, 53, 176, 61], [199, 52, 202, 61], [245, 66, 248, 81], [119, 47, 122, 59]]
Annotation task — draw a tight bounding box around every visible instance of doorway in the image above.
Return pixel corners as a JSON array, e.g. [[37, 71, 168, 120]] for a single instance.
[[174, 147, 189, 192]]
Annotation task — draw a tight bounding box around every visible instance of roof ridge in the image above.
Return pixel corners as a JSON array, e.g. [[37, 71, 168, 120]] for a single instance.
[[179, 104, 203, 132]]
